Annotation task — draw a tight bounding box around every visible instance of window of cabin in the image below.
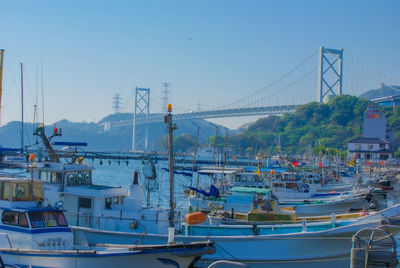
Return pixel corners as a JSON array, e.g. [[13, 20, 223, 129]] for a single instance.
[[33, 182, 44, 201], [20, 213, 29, 228], [51, 172, 63, 184], [55, 211, 68, 226], [286, 183, 299, 190], [28, 211, 68, 228], [105, 198, 111, 209], [367, 144, 373, 150], [42, 211, 58, 227], [66, 172, 76, 186], [380, 144, 385, 148], [78, 197, 92, 209], [2, 211, 19, 226], [0, 182, 10, 201], [112, 197, 119, 204], [1, 182, 10, 201], [40, 171, 50, 182], [12, 182, 31, 201], [29, 212, 45, 228]]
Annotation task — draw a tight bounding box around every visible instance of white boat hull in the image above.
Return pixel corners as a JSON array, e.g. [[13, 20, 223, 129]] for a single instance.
[[0, 243, 213, 268], [281, 196, 365, 216], [72, 204, 400, 267]]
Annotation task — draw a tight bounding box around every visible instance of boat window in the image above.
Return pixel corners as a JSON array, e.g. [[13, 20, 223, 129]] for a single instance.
[[29, 212, 45, 228], [20, 213, 29, 228], [83, 171, 91, 184], [2, 211, 19, 226], [33, 182, 44, 201], [112, 197, 119, 204], [55, 212, 68, 226], [66, 172, 76, 186], [28, 211, 68, 228], [11, 182, 44, 201], [0, 182, 10, 201], [42, 211, 58, 227], [12, 182, 30, 201], [66, 171, 91, 186], [78, 197, 91, 209], [286, 183, 299, 190], [51, 172, 63, 184], [105, 198, 111, 209], [40, 171, 50, 182]]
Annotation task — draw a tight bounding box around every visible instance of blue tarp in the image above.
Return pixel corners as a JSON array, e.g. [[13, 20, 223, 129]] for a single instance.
[[53, 142, 88, 147], [189, 184, 220, 198]]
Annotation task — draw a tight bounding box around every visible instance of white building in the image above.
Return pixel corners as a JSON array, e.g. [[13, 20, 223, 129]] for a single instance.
[[348, 137, 392, 160]]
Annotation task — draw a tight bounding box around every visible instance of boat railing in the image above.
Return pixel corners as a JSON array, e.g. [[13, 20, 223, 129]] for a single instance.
[[64, 211, 182, 233]]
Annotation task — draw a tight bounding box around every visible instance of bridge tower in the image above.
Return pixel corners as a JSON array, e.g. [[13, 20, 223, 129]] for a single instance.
[[318, 46, 343, 102], [132, 87, 150, 151]]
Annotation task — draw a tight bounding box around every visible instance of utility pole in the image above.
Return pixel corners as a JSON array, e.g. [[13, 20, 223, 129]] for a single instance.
[[164, 104, 177, 233], [113, 93, 122, 113]]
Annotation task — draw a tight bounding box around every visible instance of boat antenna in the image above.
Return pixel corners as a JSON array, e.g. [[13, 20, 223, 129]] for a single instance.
[[20, 63, 24, 153], [41, 59, 45, 125], [0, 49, 4, 125], [190, 125, 200, 187], [213, 125, 219, 166], [164, 103, 177, 230], [33, 65, 39, 144]]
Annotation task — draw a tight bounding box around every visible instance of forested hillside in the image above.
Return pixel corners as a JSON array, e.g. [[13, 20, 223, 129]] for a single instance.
[[223, 95, 400, 156]]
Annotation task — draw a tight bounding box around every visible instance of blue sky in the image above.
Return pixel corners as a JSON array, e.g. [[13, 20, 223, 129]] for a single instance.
[[1, 0, 399, 128]]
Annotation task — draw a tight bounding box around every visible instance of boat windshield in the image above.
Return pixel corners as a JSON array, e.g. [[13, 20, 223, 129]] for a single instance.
[[65, 171, 91, 186], [28, 211, 68, 228]]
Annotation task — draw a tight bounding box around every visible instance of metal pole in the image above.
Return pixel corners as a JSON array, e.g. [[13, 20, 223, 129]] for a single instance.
[[213, 125, 219, 166], [145, 90, 149, 151], [132, 88, 137, 151], [165, 104, 175, 228], [190, 126, 200, 187], [20, 63, 24, 153], [318, 46, 324, 102], [338, 49, 343, 95], [0, 49, 4, 124]]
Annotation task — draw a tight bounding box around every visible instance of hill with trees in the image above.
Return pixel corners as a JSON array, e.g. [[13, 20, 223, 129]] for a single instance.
[[219, 95, 400, 157]]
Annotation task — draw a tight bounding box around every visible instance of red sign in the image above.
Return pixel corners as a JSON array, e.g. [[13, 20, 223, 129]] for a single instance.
[[366, 113, 381, 119]]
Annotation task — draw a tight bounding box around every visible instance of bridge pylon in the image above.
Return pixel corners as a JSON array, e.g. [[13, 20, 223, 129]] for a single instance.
[[132, 87, 150, 151], [318, 46, 343, 102]]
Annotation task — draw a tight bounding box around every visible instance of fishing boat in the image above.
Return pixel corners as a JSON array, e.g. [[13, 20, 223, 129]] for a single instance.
[[73, 203, 400, 267], [0, 176, 215, 268], [22, 125, 175, 235]]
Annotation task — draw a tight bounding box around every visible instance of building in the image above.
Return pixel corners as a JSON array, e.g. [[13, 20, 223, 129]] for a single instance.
[[348, 137, 391, 160], [348, 104, 393, 160]]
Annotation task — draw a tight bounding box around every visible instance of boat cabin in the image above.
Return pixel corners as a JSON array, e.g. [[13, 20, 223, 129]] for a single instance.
[[27, 161, 169, 235], [233, 172, 268, 188], [0, 177, 72, 250], [29, 162, 130, 228]]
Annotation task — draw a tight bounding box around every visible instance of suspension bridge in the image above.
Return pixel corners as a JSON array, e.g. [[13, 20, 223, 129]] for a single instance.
[[106, 46, 399, 150]]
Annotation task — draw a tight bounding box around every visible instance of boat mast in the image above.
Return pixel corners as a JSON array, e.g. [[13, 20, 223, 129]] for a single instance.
[[0, 49, 4, 124], [190, 126, 200, 187], [20, 63, 24, 153], [164, 103, 176, 228]]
